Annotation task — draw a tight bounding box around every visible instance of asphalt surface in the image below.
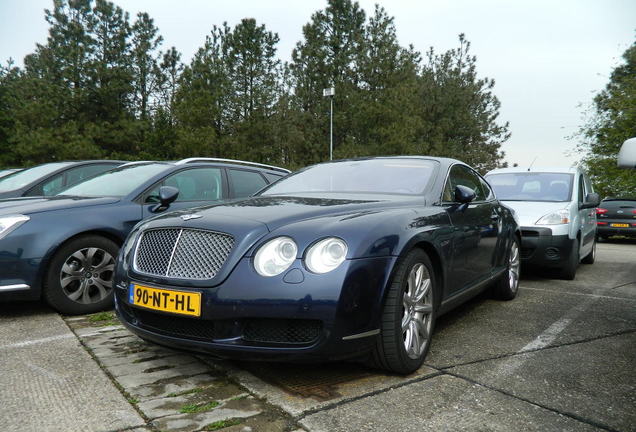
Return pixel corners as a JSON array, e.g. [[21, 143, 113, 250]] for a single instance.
[[0, 240, 634, 432]]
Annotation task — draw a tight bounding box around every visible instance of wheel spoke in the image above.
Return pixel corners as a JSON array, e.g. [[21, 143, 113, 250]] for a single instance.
[[67, 282, 86, 301], [61, 263, 81, 276], [403, 291, 413, 308], [414, 303, 433, 314], [413, 278, 430, 303], [71, 250, 86, 263], [60, 275, 81, 288], [93, 281, 108, 299], [93, 253, 113, 271], [85, 248, 98, 266], [414, 319, 428, 354], [409, 320, 421, 355], [95, 277, 112, 288], [402, 312, 411, 331], [80, 284, 92, 304], [403, 322, 413, 349]]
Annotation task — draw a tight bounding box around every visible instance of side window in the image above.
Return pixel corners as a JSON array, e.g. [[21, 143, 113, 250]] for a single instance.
[[25, 164, 117, 197], [444, 165, 486, 202], [480, 177, 494, 200], [145, 168, 223, 203], [228, 169, 267, 198], [583, 175, 593, 196], [578, 175, 586, 204], [25, 173, 65, 196], [263, 172, 284, 184]]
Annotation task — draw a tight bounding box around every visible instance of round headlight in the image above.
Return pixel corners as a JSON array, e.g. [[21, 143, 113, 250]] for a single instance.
[[254, 237, 298, 277], [305, 237, 348, 274]]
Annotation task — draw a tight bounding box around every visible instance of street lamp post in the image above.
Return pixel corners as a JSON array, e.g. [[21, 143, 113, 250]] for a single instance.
[[323, 87, 335, 161]]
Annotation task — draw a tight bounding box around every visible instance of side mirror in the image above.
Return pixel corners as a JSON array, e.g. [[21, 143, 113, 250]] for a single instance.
[[618, 137, 636, 169], [150, 186, 179, 213], [454, 185, 476, 204], [580, 192, 600, 209]]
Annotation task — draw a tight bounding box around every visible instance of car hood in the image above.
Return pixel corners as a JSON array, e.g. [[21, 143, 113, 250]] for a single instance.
[[500, 200, 570, 226], [0, 196, 121, 216], [154, 194, 417, 231]]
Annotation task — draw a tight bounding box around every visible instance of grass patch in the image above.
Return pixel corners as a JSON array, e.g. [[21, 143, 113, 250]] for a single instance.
[[167, 387, 204, 398], [204, 418, 242, 430], [127, 397, 140, 404], [88, 312, 115, 322], [229, 394, 248, 401], [179, 401, 220, 414]]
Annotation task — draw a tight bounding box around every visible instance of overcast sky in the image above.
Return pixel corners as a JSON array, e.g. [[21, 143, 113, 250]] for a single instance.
[[1, 0, 634, 168]]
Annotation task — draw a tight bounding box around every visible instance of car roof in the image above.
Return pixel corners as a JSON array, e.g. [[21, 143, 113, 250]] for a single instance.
[[486, 166, 580, 176]]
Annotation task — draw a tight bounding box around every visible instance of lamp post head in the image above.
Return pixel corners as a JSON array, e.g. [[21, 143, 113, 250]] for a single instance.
[[323, 87, 335, 97]]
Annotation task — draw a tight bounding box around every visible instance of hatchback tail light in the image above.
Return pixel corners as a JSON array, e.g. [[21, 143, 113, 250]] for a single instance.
[[597, 221, 608, 225], [596, 208, 608, 215], [632, 210, 636, 214]]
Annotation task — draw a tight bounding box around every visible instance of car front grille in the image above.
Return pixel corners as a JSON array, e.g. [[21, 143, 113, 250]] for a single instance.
[[125, 306, 322, 346], [134, 228, 234, 280]]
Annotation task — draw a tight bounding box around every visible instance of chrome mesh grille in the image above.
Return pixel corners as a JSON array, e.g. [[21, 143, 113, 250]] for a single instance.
[[134, 228, 234, 280]]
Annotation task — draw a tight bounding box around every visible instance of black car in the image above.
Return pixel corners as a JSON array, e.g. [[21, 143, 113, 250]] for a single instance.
[[0, 160, 123, 199], [596, 198, 636, 239], [115, 157, 521, 374], [0, 158, 289, 314]]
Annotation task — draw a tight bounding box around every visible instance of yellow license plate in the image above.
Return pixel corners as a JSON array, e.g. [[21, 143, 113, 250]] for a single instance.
[[610, 223, 629, 228], [128, 284, 201, 317]]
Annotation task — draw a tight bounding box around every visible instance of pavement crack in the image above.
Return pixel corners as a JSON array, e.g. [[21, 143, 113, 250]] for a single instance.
[[443, 370, 621, 432], [610, 280, 636, 290], [294, 370, 444, 420]]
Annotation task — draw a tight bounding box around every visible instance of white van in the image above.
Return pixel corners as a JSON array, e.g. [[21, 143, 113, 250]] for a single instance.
[[485, 166, 600, 280]]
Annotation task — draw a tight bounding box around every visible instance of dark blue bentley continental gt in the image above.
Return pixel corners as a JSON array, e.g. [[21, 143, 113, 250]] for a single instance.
[[114, 157, 521, 373]]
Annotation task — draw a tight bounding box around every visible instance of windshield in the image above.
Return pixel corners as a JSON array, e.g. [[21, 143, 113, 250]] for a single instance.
[[60, 163, 169, 197], [0, 162, 71, 192], [485, 172, 574, 202], [261, 159, 438, 196]]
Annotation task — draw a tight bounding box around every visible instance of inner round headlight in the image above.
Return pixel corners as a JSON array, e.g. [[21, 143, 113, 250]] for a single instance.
[[254, 237, 298, 277], [305, 237, 348, 274]]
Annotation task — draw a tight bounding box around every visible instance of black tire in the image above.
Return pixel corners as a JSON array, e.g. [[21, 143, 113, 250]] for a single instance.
[[560, 238, 579, 280], [581, 239, 596, 264], [492, 237, 520, 300], [43, 235, 119, 315], [368, 249, 437, 374]]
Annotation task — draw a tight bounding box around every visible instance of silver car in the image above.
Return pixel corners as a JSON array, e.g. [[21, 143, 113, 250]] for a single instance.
[[485, 166, 599, 280]]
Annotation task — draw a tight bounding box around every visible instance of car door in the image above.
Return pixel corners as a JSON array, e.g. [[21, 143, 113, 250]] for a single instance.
[[141, 167, 226, 218], [442, 164, 499, 294], [579, 173, 596, 251]]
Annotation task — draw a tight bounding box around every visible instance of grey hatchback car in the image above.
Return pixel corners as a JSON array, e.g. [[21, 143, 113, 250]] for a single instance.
[[485, 166, 600, 280]]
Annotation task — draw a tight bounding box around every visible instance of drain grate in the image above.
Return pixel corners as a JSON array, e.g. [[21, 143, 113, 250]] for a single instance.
[[240, 362, 375, 401]]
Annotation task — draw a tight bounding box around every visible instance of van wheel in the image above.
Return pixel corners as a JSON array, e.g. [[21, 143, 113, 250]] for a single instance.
[[581, 240, 596, 264], [560, 238, 579, 280], [43, 235, 119, 315]]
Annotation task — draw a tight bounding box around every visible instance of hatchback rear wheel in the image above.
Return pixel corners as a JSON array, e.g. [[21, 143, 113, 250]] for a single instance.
[[43, 235, 118, 315]]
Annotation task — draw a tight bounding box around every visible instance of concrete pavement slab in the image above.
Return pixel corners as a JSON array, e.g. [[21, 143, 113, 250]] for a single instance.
[[206, 358, 439, 417], [0, 304, 145, 432], [300, 374, 598, 432], [447, 332, 636, 432]]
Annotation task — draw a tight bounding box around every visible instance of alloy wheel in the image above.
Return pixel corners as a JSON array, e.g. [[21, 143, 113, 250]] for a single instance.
[[401, 263, 434, 359], [59, 247, 115, 304], [508, 241, 520, 294]]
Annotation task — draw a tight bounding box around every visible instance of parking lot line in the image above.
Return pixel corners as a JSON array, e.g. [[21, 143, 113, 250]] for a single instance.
[[0, 333, 73, 350], [521, 286, 636, 301]]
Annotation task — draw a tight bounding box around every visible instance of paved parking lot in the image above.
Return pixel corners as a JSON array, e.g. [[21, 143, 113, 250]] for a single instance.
[[1, 240, 634, 432]]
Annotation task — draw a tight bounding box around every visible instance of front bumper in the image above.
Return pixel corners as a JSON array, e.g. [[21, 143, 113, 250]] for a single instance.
[[518, 227, 574, 268], [0, 238, 44, 301], [114, 256, 396, 362]]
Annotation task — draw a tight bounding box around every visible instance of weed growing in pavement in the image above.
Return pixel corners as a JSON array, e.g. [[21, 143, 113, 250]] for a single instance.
[[127, 397, 139, 404], [88, 312, 115, 322], [179, 401, 220, 413], [204, 418, 242, 430]]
